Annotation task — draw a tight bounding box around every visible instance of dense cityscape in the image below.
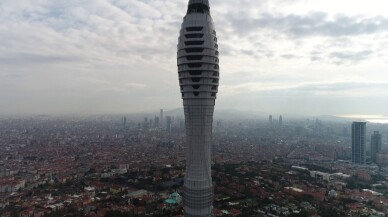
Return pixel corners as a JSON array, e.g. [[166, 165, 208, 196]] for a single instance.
[[1, 0, 388, 216], [1, 111, 388, 217]]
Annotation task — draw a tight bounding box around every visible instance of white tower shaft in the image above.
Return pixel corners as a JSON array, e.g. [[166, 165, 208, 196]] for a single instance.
[[177, 0, 219, 216]]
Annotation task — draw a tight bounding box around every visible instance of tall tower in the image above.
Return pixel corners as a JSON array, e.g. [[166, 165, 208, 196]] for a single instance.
[[371, 131, 382, 163], [352, 122, 366, 164], [177, 0, 219, 216]]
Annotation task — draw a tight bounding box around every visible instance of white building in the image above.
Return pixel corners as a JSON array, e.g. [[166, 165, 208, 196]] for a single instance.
[[177, 0, 219, 216]]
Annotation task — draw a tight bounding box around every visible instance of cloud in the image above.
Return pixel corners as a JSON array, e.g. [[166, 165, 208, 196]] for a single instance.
[[0, 0, 387, 115], [0, 52, 82, 65], [221, 81, 388, 98], [329, 50, 373, 64], [228, 12, 388, 38], [217, 81, 388, 115]]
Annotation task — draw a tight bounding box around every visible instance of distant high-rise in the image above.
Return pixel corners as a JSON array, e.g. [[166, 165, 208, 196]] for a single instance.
[[342, 127, 349, 137], [160, 109, 164, 127], [154, 116, 160, 127], [352, 122, 366, 164], [269, 115, 273, 124], [166, 116, 172, 133], [123, 116, 127, 128], [143, 117, 149, 131], [371, 131, 382, 163], [177, 0, 219, 215], [279, 115, 283, 125]]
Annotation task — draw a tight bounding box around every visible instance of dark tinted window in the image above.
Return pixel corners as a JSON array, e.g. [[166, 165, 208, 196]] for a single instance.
[[186, 27, 203, 31], [188, 63, 202, 68], [192, 78, 201, 82], [185, 41, 204, 46], [186, 48, 204, 53], [185, 34, 204, 38], [189, 71, 202, 76], [186, 56, 203, 60]]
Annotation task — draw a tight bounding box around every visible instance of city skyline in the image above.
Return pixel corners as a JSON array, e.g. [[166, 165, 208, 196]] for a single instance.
[[2, 114, 388, 216], [1, 0, 388, 116]]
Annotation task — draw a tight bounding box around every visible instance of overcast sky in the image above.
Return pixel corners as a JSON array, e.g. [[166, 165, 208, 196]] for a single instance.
[[1, 0, 388, 116]]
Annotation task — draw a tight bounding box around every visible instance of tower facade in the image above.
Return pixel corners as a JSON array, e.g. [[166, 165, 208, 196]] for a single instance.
[[352, 122, 366, 164], [371, 131, 382, 163], [177, 0, 219, 216]]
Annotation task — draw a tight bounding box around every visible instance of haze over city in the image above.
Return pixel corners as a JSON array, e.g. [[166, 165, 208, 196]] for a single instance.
[[3, 1, 388, 217], [1, 0, 388, 118]]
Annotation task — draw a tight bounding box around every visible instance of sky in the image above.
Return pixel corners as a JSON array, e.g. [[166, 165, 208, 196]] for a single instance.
[[0, 0, 388, 117]]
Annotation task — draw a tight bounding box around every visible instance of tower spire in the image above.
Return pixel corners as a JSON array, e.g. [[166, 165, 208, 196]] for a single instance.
[[188, 0, 209, 6], [187, 0, 210, 14]]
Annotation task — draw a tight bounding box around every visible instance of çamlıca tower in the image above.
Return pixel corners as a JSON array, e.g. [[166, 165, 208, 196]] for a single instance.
[[177, 0, 219, 216]]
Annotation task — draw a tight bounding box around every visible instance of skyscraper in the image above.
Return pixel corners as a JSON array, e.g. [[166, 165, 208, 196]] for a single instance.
[[160, 109, 164, 127], [177, 0, 219, 216], [154, 116, 160, 127], [279, 115, 283, 125], [269, 115, 273, 124], [352, 122, 366, 164], [371, 131, 382, 163], [166, 116, 172, 133], [143, 117, 149, 131]]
